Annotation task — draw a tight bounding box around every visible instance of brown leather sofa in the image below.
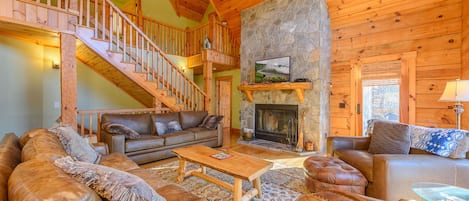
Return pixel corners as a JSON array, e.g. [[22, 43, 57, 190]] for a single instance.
[[100, 111, 223, 164], [2, 130, 204, 201], [327, 136, 469, 201]]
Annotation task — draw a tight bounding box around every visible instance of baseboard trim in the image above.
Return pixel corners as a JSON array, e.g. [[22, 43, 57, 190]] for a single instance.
[[231, 128, 240, 136]]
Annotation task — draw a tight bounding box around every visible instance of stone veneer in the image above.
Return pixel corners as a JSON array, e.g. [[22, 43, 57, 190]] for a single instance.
[[240, 0, 330, 152]]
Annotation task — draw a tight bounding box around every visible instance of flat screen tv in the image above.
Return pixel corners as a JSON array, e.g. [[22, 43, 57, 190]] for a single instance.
[[255, 56, 291, 83]]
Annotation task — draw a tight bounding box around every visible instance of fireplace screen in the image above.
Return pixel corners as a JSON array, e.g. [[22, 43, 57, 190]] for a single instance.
[[255, 104, 298, 144]]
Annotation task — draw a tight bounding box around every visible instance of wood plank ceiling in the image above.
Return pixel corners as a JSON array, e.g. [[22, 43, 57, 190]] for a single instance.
[[170, 0, 211, 22], [209, 0, 264, 41]]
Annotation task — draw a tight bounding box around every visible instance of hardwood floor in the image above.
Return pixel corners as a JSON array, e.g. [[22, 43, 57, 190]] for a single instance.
[[140, 129, 311, 168]]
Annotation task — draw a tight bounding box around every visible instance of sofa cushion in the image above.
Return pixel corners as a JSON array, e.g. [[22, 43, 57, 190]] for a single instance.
[[179, 111, 208, 130], [335, 149, 374, 182], [9, 159, 101, 201], [21, 131, 68, 162], [368, 120, 410, 154], [125, 135, 164, 152], [198, 115, 223, 130], [99, 153, 140, 171], [163, 131, 195, 146], [50, 126, 101, 164], [54, 156, 165, 201], [102, 113, 153, 135], [102, 123, 141, 139], [186, 127, 218, 140], [0, 133, 21, 201]]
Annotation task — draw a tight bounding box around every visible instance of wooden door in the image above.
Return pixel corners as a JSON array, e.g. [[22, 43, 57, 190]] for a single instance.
[[216, 76, 232, 129], [350, 52, 416, 136]]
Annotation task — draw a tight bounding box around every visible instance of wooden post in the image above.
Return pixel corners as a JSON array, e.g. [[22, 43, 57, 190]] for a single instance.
[[60, 33, 77, 128], [208, 13, 217, 50], [203, 60, 213, 114], [136, 0, 143, 29], [185, 27, 190, 56]]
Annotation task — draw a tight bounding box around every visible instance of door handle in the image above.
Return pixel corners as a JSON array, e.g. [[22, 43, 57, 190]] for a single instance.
[[357, 104, 361, 115]]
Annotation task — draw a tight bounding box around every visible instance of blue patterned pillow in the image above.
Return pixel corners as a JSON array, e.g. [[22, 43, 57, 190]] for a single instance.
[[410, 126, 466, 157]]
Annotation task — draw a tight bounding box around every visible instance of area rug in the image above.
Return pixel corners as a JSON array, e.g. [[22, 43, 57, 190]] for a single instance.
[[146, 161, 309, 201]]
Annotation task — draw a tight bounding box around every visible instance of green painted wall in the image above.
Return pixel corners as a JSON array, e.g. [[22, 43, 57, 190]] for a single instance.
[[195, 69, 241, 129], [142, 0, 198, 29], [0, 37, 144, 139], [0, 36, 44, 137]]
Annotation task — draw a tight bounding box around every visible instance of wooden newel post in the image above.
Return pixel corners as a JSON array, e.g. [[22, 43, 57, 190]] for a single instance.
[[203, 60, 213, 114], [60, 33, 78, 129]]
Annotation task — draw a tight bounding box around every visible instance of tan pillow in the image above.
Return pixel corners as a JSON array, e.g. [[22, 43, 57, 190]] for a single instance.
[[368, 120, 411, 154], [49, 126, 101, 164], [54, 156, 166, 201]]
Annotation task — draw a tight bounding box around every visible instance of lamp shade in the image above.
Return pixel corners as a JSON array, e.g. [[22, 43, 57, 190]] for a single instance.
[[439, 80, 469, 102]]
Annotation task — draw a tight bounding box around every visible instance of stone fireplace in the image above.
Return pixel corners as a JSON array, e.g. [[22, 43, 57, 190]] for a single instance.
[[255, 104, 298, 144], [239, 0, 330, 153]]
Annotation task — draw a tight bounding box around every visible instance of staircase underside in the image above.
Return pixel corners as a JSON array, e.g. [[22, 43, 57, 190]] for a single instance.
[[76, 41, 155, 107]]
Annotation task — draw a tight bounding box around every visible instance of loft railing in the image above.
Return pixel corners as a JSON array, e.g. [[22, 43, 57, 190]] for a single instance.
[[125, 12, 238, 57], [76, 107, 171, 139], [77, 0, 207, 111], [18, 0, 79, 15]]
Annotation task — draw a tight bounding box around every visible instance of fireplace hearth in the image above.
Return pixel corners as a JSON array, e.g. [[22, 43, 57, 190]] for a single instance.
[[255, 104, 298, 145]]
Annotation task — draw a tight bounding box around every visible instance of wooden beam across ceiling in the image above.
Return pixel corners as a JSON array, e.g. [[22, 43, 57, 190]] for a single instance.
[[209, 0, 264, 42], [170, 0, 210, 22]]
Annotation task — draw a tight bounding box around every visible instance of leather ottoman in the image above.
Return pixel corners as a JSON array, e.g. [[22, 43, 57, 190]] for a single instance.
[[303, 156, 367, 194]]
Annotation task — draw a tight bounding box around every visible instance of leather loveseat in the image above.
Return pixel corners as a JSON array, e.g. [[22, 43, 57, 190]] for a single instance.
[[100, 111, 223, 164], [327, 122, 469, 201], [2, 129, 204, 201]]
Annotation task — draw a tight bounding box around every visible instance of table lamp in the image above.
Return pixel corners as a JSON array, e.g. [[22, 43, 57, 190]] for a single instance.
[[439, 79, 469, 129]]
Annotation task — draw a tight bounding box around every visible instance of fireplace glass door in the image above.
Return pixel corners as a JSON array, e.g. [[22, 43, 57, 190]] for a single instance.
[[255, 104, 298, 144]]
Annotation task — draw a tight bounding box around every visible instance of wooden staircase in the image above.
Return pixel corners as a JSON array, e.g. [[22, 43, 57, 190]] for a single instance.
[[74, 0, 207, 111]]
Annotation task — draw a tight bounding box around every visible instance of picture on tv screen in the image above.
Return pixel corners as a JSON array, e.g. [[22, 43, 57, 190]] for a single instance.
[[255, 57, 291, 83]]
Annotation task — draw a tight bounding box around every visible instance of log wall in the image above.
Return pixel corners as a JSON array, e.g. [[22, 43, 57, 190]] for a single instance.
[[328, 0, 464, 136]]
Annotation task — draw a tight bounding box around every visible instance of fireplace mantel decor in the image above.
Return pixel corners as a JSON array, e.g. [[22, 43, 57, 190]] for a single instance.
[[237, 82, 313, 103]]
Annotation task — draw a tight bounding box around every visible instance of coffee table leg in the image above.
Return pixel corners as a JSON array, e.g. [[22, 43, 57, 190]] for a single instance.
[[254, 177, 262, 198], [177, 158, 186, 183], [233, 178, 242, 201]]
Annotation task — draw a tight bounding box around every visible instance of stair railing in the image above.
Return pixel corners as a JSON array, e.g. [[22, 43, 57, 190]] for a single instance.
[[77, 0, 207, 111]]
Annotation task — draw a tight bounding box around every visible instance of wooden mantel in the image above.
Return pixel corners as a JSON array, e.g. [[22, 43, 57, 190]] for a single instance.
[[237, 82, 313, 103]]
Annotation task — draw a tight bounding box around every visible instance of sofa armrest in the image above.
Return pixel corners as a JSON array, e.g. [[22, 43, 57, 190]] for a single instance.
[[370, 154, 467, 200], [217, 122, 223, 147], [100, 131, 125, 154], [92, 142, 109, 155], [327, 136, 370, 156]]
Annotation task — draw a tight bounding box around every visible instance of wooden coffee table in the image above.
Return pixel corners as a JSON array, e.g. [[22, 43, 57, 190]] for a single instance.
[[172, 145, 273, 201]]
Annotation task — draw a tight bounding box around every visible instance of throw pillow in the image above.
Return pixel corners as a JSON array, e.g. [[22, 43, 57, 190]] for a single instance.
[[368, 120, 411, 154], [198, 115, 224, 130], [102, 123, 141, 139], [410, 125, 466, 157], [49, 126, 101, 164], [449, 134, 469, 159], [54, 156, 166, 201], [155, 121, 182, 135]]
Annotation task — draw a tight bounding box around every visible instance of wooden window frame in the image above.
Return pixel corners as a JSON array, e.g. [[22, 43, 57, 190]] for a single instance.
[[350, 52, 416, 136]]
